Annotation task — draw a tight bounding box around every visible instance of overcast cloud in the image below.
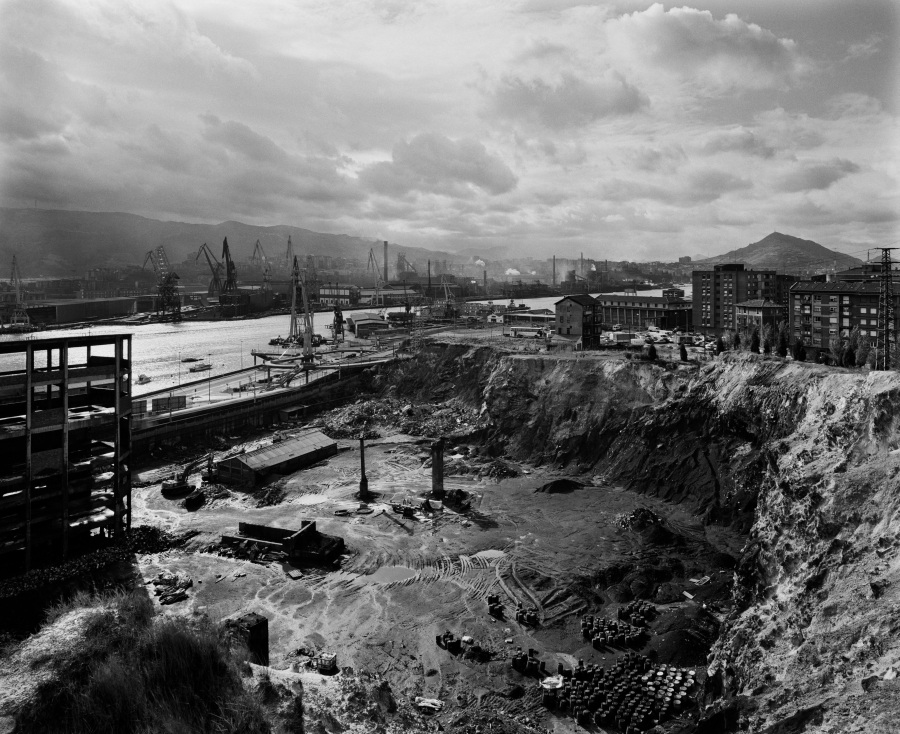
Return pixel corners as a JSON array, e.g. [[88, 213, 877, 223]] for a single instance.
[[0, 0, 897, 260]]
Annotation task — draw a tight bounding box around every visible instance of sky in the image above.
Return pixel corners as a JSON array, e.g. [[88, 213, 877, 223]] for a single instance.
[[0, 0, 898, 261]]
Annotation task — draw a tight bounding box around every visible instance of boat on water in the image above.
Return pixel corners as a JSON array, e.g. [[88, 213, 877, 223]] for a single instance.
[[181, 357, 202, 363], [189, 363, 212, 373], [136, 374, 152, 385]]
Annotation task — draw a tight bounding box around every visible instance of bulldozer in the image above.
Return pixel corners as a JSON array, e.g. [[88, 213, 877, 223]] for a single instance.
[[161, 454, 214, 497]]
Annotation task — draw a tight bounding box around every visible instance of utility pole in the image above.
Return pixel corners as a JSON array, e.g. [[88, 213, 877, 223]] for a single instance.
[[875, 247, 897, 370]]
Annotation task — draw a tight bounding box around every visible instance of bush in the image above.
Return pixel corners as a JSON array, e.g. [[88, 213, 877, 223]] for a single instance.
[[750, 330, 760, 354], [792, 338, 806, 362], [679, 343, 688, 362], [646, 343, 658, 361], [715, 337, 726, 355], [16, 591, 269, 734]]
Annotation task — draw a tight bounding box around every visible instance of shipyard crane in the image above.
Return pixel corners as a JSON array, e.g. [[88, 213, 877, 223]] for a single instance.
[[220, 237, 238, 294], [367, 248, 384, 307], [141, 245, 181, 321], [285, 235, 295, 269], [195, 243, 224, 297], [250, 240, 272, 291], [6, 255, 31, 331], [287, 256, 314, 362]]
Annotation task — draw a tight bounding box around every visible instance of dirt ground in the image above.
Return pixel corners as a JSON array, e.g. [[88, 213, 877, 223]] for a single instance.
[[131, 421, 741, 733]]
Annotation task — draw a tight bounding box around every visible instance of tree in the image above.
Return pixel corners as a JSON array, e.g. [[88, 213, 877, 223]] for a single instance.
[[856, 335, 871, 367], [762, 324, 773, 355], [679, 342, 688, 362], [776, 321, 789, 358], [828, 335, 844, 366], [842, 346, 856, 367], [792, 337, 806, 362], [646, 343, 658, 361], [750, 329, 761, 354], [732, 331, 741, 350], [715, 337, 726, 355]]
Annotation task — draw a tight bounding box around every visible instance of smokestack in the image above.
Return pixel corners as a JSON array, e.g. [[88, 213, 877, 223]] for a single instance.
[[552, 256, 556, 286], [383, 241, 388, 284], [431, 438, 444, 499], [359, 435, 370, 500]]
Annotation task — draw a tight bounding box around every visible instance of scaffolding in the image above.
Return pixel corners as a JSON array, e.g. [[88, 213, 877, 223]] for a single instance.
[[0, 335, 133, 574]]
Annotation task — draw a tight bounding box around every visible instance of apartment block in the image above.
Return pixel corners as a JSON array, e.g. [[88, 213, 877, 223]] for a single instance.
[[693, 264, 785, 334]]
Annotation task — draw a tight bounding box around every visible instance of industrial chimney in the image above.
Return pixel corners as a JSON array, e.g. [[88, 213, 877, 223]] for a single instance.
[[383, 241, 388, 284]]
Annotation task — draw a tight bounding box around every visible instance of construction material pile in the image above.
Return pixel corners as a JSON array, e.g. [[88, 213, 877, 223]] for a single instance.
[[539, 652, 698, 731], [211, 538, 285, 564], [320, 398, 482, 439], [149, 571, 193, 605]]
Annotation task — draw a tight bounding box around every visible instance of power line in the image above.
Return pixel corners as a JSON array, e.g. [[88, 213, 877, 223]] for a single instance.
[[876, 247, 898, 371]]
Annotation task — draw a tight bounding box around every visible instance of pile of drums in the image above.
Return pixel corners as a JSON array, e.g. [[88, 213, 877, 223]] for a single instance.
[[581, 614, 647, 649], [515, 606, 539, 626], [618, 600, 657, 627], [510, 647, 545, 676], [539, 653, 697, 732], [487, 593, 504, 618], [435, 630, 462, 654]]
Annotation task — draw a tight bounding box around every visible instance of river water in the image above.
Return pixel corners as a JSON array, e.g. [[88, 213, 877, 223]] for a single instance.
[[0, 286, 692, 395], [0, 307, 402, 396]]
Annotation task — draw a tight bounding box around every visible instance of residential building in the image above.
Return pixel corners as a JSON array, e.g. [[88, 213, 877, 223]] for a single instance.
[[693, 264, 788, 334], [595, 295, 693, 331], [828, 263, 900, 283], [789, 281, 900, 351], [554, 294, 596, 340], [735, 299, 785, 332]]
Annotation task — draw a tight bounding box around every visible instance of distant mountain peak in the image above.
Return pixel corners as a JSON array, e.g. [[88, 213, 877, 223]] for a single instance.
[[699, 232, 862, 272]]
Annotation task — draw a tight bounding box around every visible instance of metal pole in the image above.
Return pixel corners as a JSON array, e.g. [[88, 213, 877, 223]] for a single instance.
[[208, 353, 212, 402]]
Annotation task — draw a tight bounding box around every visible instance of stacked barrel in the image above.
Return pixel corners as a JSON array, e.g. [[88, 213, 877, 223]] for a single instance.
[[487, 593, 504, 618], [435, 630, 462, 654], [539, 652, 697, 731], [515, 606, 539, 626], [510, 647, 544, 676], [618, 600, 657, 627], [581, 613, 647, 649]]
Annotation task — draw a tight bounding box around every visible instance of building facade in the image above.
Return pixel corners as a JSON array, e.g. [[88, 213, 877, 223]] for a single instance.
[[595, 295, 693, 331], [735, 299, 785, 332], [789, 281, 900, 351], [693, 264, 788, 334], [554, 294, 596, 340], [317, 283, 357, 307]]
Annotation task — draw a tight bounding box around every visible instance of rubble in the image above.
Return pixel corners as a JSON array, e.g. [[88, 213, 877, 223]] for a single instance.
[[149, 571, 193, 605]]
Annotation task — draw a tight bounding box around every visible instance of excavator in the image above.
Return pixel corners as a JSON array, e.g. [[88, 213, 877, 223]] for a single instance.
[[161, 454, 214, 497]]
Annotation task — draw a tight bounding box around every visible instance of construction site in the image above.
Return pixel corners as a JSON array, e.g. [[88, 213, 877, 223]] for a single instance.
[[2, 331, 900, 734]]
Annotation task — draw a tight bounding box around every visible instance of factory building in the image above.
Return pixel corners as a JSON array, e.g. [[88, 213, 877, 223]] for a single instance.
[[554, 294, 597, 339], [594, 295, 693, 332], [0, 334, 133, 574], [216, 429, 337, 485]]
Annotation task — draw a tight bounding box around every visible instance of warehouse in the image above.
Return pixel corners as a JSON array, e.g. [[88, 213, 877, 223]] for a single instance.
[[216, 429, 337, 485]]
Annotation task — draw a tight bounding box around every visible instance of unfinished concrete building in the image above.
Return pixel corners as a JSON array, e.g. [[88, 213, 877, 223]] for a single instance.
[[0, 335, 133, 574]]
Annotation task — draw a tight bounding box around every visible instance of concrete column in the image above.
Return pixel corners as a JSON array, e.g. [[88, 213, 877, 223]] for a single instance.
[[431, 438, 444, 499]]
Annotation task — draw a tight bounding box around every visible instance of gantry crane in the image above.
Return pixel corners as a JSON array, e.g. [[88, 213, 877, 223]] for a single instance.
[[195, 243, 223, 297], [142, 245, 181, 321], [250, 240, 271, 291]]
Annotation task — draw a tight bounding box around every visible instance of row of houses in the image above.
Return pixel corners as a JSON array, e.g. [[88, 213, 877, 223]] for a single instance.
[[555, 262, 900, 355]]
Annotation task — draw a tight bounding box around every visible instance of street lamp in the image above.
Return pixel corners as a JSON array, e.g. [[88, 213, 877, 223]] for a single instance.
[[207, 352, 212, 403], [240, 340, 244, 369]]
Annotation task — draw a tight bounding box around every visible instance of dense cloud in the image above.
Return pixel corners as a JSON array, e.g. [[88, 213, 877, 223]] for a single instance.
[[360, 133, 517, 197], [0, 0, 896, 258], [489, 71, 647, 129]]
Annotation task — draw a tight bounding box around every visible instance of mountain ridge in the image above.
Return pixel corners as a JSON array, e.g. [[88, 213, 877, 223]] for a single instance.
[[698, 231, 863, 271]]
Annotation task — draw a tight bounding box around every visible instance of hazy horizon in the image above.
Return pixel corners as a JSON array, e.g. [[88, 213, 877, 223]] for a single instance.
[[1, 0, 897, 261]]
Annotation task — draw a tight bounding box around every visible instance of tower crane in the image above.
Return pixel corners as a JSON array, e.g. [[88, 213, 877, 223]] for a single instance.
[[142, 245, 181, 321], [250, 240, 271, 291], [195, 243, 223, 297], [287, 256, 314, 362]]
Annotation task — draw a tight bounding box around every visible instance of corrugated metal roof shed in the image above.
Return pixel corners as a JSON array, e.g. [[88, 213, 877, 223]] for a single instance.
[[239, 430, 335, 471]]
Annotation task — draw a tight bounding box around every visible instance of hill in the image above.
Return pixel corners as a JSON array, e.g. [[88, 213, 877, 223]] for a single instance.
[[699, 232, 863, 272], [0, 208, 460, 277]]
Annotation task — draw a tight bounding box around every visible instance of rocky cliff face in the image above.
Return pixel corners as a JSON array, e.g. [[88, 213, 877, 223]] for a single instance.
[[385, 344, 900, 730]]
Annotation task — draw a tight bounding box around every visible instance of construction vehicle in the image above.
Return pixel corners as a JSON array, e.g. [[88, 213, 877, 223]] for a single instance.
[[161, 454, 213, 497], [142, 245, 181, 321]]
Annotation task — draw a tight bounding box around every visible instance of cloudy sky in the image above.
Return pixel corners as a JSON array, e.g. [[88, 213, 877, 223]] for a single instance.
[[0, 0, 897, 260]]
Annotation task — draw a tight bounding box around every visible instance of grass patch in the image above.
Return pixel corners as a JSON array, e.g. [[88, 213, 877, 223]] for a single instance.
[[15, 590, 269, 734]]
